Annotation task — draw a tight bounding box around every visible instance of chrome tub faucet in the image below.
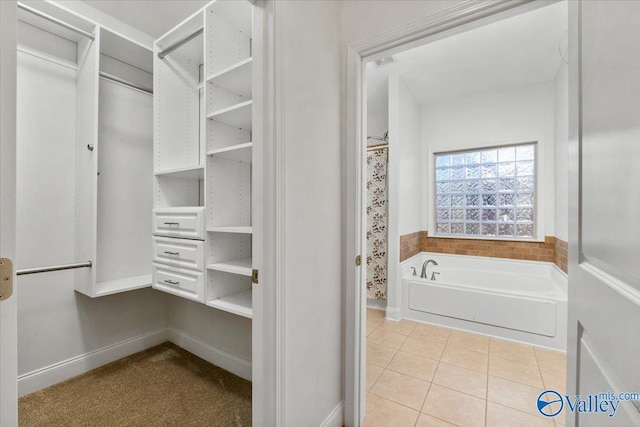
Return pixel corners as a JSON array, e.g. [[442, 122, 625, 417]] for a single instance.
[[420, 259, 438, 279]]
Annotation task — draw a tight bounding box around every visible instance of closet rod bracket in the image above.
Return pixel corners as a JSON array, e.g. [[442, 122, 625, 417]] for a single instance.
[[87, 144, 94, 151]]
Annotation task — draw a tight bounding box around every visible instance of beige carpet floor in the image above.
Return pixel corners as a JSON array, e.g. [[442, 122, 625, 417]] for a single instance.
[[19, 342, 251, 427]]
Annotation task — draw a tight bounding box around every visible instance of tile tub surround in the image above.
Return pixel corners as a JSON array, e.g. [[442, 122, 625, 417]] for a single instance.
[[399, 231, 422, 263], [364, 309, 567, 427], [554, 238, 568, 273], [399, 232, 569, 273]]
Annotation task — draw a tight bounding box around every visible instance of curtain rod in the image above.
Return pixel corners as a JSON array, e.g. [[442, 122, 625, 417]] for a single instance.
[[367, 143, 389, 151], [17, 3, 95, 41]]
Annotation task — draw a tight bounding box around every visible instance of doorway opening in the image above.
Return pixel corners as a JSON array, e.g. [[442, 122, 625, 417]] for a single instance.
[[351, 1, 571, 425]]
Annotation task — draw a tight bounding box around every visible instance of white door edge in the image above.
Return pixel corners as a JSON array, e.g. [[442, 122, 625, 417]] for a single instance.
[[0, 1, 18, 425]]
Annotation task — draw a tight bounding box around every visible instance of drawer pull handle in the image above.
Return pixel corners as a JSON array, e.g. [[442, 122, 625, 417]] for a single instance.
[[164, 251, 180, 256], [164, 279, 179, 285], [164, 222, 179, 226]]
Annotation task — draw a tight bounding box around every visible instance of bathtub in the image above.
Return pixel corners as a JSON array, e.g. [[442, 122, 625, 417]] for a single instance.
[[401, 252, 567, 350]]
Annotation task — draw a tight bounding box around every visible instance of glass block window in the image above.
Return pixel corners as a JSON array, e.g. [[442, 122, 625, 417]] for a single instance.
[[434, 143, 536, 239]]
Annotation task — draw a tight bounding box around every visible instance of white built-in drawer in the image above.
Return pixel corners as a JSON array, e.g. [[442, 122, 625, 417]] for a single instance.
[[152, 263, 203, 302], [153, 236, 204, 272], [152, 207, 205, 240]]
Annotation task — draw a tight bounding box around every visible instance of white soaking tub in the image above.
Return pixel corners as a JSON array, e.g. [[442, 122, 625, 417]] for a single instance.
[[401, 252, 568, 350]]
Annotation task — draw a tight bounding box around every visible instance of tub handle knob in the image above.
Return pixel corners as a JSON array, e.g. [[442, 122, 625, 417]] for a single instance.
[[431, 271, 440, 281], [411, 267, 417, 276]]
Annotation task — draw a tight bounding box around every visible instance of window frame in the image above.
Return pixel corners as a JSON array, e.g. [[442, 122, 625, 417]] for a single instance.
[[427, 139, 545, 242]]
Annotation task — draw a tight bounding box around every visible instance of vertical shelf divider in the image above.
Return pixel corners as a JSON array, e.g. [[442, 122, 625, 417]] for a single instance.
[[204, 1, 255, 318]]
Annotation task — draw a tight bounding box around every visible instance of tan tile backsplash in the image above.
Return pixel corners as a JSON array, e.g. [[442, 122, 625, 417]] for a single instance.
[[399, 231, 422, 263], [554, 238, 568, 273], [399, 232, 569, 273]]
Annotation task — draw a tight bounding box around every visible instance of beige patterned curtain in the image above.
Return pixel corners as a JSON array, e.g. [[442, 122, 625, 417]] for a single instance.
[[366, 147, 388, 301]]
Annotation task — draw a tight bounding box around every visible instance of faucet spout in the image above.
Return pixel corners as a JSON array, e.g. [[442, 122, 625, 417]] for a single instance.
[[420, 259, 438, 279]]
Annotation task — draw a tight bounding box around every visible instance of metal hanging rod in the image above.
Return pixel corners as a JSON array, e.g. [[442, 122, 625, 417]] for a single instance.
[[17, 261, 92, 276], [157, 27, 203, 59], [99, 72, 153, 95], [17, 3, 95, 41]]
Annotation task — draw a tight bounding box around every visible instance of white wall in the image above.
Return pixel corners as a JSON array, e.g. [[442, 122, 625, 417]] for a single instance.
[[167, 297, 251, 361], [366, 72, 388, 144], [16, 51, 168, 382], [554, 62, 569, 241], [397, 77, 423, 236], [421, 81, 557, 240], [279, 1, 344, 425], [386, 74, 422, 320]]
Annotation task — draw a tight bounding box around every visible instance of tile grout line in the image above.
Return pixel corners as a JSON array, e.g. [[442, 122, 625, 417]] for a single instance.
[[488, 352, 546, 389], [419, 328, 451, 419], [534, 347, 558, 427]]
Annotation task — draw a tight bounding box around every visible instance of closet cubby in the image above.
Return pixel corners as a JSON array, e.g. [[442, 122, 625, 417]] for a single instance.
[[206, 271, 252, 318], [75, 25, 155, 298], [153, 0, 256, 318], [207, 121, 252, 153], [205, 0, 253, 76], [206, 232, 252, 273], [206, 156, 251, 228]]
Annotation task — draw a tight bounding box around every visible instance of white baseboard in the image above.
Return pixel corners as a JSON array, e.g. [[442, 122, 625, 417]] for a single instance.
[[167, 328, 252, 381], [18, 328, 168, 397], [366, 298, 387, 311], [385, 306, 401, 321], [320, 401, 344, 427]]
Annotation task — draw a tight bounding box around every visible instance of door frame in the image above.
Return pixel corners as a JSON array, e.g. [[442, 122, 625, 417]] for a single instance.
[[252, 0, 282, 425], [343, 0, 556, 424], [0, 0, 18, 425], [0, 0, 281, 424]]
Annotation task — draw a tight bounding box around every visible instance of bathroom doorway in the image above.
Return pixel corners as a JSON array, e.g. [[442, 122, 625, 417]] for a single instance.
[[354, 1, 571, 425]]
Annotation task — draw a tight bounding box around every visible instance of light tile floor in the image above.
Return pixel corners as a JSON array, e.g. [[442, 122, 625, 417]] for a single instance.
[[364, 309, 567, 427]]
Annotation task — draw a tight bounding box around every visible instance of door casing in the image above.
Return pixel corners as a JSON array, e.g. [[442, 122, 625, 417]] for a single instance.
[[343, 0, 563, 424]]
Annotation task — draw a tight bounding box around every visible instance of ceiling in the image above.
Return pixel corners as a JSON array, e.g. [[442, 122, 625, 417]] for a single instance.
[[84, 0, 210, 38], [367, 1, 568, 108]]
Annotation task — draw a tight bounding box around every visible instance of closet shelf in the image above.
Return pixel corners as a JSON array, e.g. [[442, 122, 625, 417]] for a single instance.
[[206, 289, 252, 319], [207, 100, 252, 131], [93, 274, 152, 297], [206, 57, 252, 99], [207, 257, 252, 276], [207, 142, 252, 163], [208, 226, 253, 234], [155, 165, 204, 179]]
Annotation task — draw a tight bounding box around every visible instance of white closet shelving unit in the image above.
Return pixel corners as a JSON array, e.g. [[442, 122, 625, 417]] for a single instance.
[[152, 10, 206, 302], [68, 21, 155, 297], [16, 2, 154, 298], [94, 28, 154, 297], [153, 0, 257, 319]]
